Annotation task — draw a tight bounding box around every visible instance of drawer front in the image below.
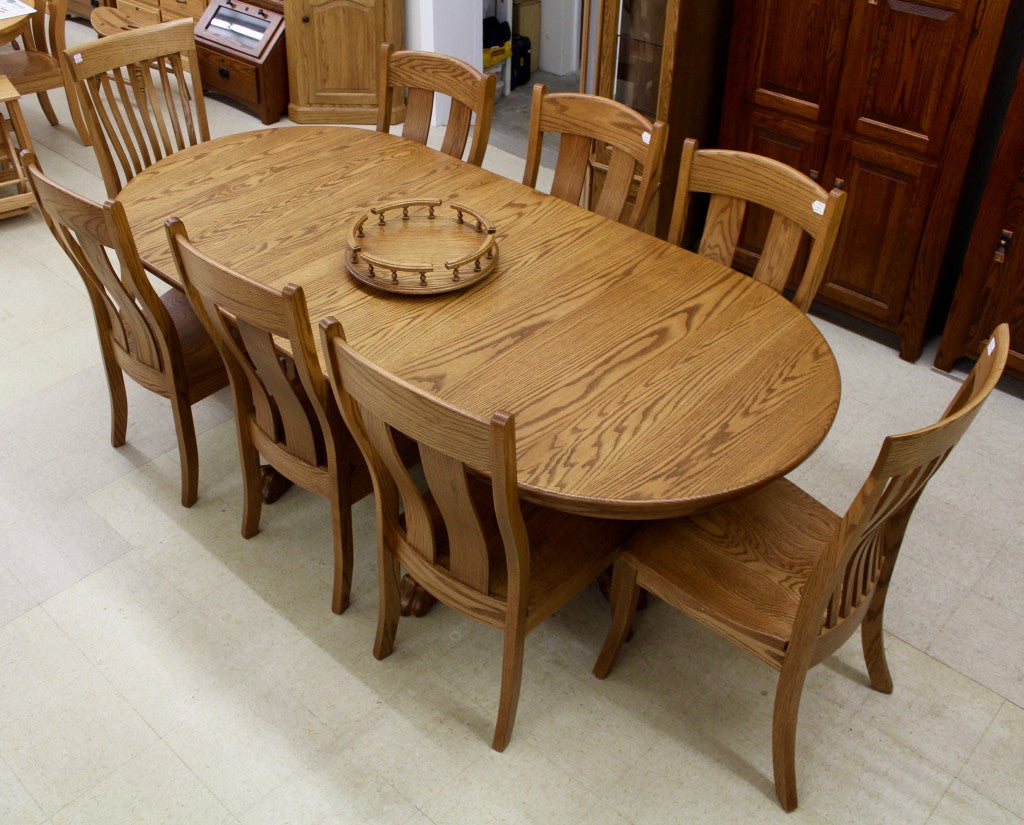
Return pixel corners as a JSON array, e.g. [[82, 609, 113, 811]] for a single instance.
[[198, 49, 259, 107], [116, 0, 160, 25], [160, 0, 206, 20]]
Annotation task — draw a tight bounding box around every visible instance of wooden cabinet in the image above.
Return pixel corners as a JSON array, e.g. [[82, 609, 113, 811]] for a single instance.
[[195, 0, 288, 124], [718, 0, 1013, 361], [591, 0, 733, 236], [284, 0, 402, 124], [936, 51, 1024, 380]]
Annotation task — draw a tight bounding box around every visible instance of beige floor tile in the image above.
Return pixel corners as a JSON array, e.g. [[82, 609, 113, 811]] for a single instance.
[[0, 753, 46, 825], [236, 726, 422, 825], [41, 551, 193, 664], [958, 701, 1024, 818], [0, 607, 92, 729], [332, 664, 491, 808], [927, 779, 1024, 825], [851, 637, 1003, 775], [0, 669, 158, 817], [971, 538, 1024, 616], [422, 742, 600, 825], [49, 740, 230, 825], [0, 491, 132, 603], [927, 594, 1024, 707], [0, 564, 37, 627], [163, 675, 340, 817]]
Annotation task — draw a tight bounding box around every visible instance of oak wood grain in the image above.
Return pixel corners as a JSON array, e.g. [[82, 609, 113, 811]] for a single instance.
[[118, 125, 841, 519]]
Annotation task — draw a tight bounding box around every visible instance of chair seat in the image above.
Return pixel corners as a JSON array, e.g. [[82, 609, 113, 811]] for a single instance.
[[623, 478, 840, 652], [0, 51, 62, 93], [161, 286, 227, 403]]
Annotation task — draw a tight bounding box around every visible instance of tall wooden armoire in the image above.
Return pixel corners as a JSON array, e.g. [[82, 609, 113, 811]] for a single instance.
[[717, 0, 1013, 361], [935, 46, 1024, 380], [285, 0, 403, 124]]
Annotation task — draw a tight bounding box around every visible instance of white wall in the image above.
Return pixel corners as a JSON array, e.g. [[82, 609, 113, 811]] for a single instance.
[[540, 0, 580, 76], [404, 0, 483, 124]]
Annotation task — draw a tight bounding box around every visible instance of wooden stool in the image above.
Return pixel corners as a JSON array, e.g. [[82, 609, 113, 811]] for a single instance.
[[0, 75, 37, 219], [90, 6, 142, 37]]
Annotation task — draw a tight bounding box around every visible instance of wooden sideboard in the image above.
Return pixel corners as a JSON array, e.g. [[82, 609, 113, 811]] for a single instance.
[[284, 0, 402, 124], [717, 0, 1013, 362]]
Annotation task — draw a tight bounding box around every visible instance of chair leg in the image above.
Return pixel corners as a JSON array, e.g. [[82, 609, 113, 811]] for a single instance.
[[63, 83, 92, 146], [329, 474, 354, 615], [861, 588, 894, 694], [492, 614, 526, 752], [169, 390, 199, 507], [593, 558, 641, 679], [771, 660, 809, 812], [373, 535, 401, 660], [237, 428, 263, 538], [100, 351, 128, 448], [36, 91, 58, 127]]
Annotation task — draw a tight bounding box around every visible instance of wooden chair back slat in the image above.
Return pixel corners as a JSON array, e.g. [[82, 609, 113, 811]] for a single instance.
[[522, 84, 668, 229], [401, 86, 434, 146], [670, 139, 846, 312], [548, 132, 591, 206], [420, 443, 491, 591], [377, 43, 496, 167], [697, 193, 745, 267], [64, 20, 209, 196]]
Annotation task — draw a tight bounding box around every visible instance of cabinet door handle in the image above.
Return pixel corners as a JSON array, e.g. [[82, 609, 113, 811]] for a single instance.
[[302, 14, 309, 21], [833, 177, 846, 191], [993, 229, 1012, 264], [809, 169, 820, 181]]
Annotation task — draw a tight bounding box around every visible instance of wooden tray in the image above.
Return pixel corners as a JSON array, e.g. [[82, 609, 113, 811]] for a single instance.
[[344, 199, 498, 294]]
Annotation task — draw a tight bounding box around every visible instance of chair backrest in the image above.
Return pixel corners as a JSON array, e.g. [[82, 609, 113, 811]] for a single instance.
[[522, 84, 668, 229], [377, 43, 496, 167], [321, 318, 530, 607], [166, 219, 334, 477], [62, 19, 209, 197], [23, 150, 179, 380], [20, 0, 68, 60], [799, 323, 1009, 657], [668, 138, 846, 313]]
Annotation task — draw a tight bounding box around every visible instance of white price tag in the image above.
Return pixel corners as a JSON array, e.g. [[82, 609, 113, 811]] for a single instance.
[[988, 337, 996, 355], [641, 131, 650, 146], [812, 200, 825, 216]]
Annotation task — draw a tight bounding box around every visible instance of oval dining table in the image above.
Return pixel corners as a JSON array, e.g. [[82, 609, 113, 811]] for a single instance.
[[117, 125, 841, 521], [0, 0, 33, 46]]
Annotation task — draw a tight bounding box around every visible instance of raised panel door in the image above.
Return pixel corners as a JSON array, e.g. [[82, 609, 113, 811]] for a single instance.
[[286, 0, 402, 123], [720, 0, 853, 138], [833, 0, 980, 160], [816, 137, 938, 325]]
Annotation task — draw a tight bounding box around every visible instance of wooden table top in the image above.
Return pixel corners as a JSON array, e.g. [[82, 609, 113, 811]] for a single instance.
[[0, 0, 33, 45], [118, 125, 841, 519]]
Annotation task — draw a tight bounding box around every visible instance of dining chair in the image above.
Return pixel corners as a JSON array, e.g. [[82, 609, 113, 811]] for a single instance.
[[320, 317, 633, 751], [0, 0, 91, 145], [667, 138, 846, 313], [166, 218, 376, 615], [593, 323, 1009, 810], [522, 83, 668, 229], [62, 19, 209, 197], [377, 43, 496, 167], [23, 151, 227, 507]]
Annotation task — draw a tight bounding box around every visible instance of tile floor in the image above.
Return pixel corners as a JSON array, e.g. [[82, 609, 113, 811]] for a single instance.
[[2, 22, 1023, 825]]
